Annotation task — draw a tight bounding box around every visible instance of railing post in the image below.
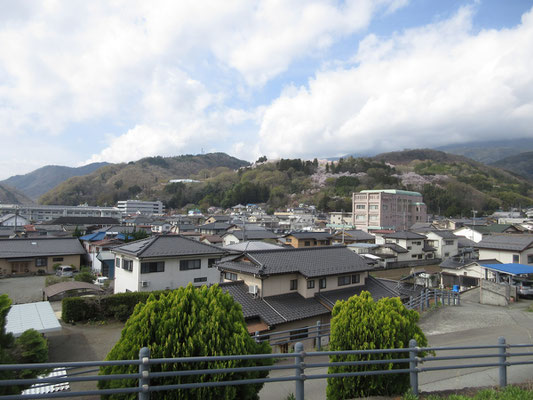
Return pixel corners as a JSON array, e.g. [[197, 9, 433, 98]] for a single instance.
[[434, 290, 437, 306], [447, 291, 451, 306], [409, 296, 413, 309], [409, 339, 419, 396], [139, 347, 150, 400], [420, 292, 425, 312], [457, 292, 460, 306], [498, 336, 507, 387], [426, 289, 430, 308], [294, 342, 305, 400], [315, 321, 322, 350], [254, 331, 260, 343]]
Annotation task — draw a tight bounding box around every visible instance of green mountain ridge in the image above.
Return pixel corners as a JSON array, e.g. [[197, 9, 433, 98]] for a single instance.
[[0, 184, 34, 205], [490, 151, 533, 182], [38, 150, 533, 217]]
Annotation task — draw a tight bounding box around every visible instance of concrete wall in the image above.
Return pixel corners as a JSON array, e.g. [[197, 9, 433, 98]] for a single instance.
[[480, 279, 514, 306]]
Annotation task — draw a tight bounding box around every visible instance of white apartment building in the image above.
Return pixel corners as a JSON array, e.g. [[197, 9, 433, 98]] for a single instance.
[[117, 200, 164, 215], [0, 204, 121, 223], [352, 189, 427, 231]]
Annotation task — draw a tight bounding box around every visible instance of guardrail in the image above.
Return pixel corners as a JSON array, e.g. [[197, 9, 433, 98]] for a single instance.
[[0, 336, 531, 400], [405, 288, 460, 311]]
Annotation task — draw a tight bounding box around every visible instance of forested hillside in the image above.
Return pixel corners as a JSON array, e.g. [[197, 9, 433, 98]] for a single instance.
[[39, 150, 533, 217]]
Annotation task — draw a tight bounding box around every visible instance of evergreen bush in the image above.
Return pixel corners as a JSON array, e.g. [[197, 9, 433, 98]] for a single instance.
[[326, 291, 429, 399], [62, 297, 97, 322], [98, 284, 272, 400]]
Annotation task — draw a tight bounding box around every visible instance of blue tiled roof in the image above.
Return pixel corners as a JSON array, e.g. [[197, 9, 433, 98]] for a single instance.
[[481, 263, 533, 275]]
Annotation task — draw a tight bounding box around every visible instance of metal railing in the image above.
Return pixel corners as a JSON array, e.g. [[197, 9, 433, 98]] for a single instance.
[[405, 288, 460, 311], [1, 336, 532, 400]]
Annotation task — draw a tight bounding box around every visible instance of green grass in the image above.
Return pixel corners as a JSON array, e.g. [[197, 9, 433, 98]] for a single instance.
[[404, 385, 533, 399]]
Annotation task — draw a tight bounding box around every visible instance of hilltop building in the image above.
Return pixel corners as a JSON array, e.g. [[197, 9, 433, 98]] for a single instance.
[[351, 189, 427, 232]]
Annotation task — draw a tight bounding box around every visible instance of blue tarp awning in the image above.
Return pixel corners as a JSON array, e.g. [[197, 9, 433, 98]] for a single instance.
[[481, 263, 533, 276]]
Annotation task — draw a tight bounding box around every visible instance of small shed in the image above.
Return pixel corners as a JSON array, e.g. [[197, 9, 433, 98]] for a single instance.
[[5, 302, 61, 337]]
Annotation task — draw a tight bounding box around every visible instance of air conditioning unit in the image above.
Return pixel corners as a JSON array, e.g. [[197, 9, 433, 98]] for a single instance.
[[248, 285, 259, 296], [141, 281, 150, 288]]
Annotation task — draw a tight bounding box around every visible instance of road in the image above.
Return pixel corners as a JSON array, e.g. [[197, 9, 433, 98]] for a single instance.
[[259, 289, 533, 399]]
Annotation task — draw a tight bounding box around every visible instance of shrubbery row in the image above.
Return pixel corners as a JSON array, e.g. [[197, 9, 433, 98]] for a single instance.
[[61, 290, 169, 322]]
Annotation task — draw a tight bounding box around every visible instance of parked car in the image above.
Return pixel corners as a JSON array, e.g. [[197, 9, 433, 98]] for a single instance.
[[512, 279, 533, 298], [56, 266, 74, 277], [94, 276, 109, 286]]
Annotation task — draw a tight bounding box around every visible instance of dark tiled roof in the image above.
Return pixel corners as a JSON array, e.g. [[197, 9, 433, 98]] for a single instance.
[[198, 222, 232, 231], [316, 276, 400, 308], [224, 230, 278, 240], [285, 232, 332, 240], [383, 231, 426, 240], [50, 216, 120, 225], [263, 293, 329, 322], [218, 246, 371, 278], [219, 281, 285, 326], [0, 238, 86, 258], [341, 230, 375, 241], [476, 234, 533, 251], [440, 258, 469, 269], [381, 243, 408, 253], [457, 237, 477, 248], [422, 244, 437, 252], [113, 235, 225, 258]]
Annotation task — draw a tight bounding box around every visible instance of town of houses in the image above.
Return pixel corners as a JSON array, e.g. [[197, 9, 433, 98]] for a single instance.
[[3, 191, 533, 345]]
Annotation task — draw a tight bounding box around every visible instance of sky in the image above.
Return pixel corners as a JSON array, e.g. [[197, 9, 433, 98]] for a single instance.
[[1, 0, 533, 179]]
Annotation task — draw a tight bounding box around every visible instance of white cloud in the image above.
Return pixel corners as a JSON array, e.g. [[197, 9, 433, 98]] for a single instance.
[[256, 6, 533, 159]]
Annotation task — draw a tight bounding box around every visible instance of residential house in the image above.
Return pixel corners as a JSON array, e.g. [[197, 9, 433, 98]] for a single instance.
[[423, 231, 459, 259], [328, 212, 353, 227], [222, 229, 278, 246], [283, 232, 332, 248], [439, 259, 498, 289], [331, 230, 375, 245], [475, 234, 533, 264], [0, 214, 30, 227], [201, 235, 224, 246], [454, 224, 522, 243], [197, 222, 233, 236], [0, 237, 86, 276], [373, 231, 437, 267], [112, 235, 226, 293], [217, 246, 400, 347], [204, 215, 232, 225]]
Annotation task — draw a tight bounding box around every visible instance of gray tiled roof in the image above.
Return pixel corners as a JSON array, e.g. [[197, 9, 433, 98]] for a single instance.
[[224, 230, 278, 240], [50, 216, 120, 225], [285, 232, 332, 240], [316, 276, 400, 308], [476, 234, 533, 251], [112, 235, 226, 258], [218, 246, 371, 278], [383, 231, 426, 240], [263, 293, 330, 322], [199, 222, 232, 230], [219, 281, 286, 325], [0, 238, 86, 258], [381, 243, 408, 253], [341, 230, 375, 241]]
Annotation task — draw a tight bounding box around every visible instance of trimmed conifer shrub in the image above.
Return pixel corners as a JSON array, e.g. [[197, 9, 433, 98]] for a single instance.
[[326, 291, 428, 399], [98, 284, 272, 399]]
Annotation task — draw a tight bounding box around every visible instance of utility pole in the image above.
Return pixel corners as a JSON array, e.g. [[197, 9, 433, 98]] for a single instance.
[[472, 209, 477, 226]]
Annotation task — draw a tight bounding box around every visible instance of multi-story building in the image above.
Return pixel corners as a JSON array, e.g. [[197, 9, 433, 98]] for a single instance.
[[352, 189, 427, 231], [117, 200, 164, 215], [0, 204, 121, 223]]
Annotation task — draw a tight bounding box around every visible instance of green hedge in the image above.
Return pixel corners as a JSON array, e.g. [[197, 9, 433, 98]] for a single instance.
[[61, 290, 169, 323]]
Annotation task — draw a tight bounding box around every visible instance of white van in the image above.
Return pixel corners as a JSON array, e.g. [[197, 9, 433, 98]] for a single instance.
[[56, 266, 74, 277]]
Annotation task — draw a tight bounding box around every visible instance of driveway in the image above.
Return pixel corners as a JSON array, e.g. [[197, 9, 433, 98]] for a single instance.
[[0, 275, 46, 304]]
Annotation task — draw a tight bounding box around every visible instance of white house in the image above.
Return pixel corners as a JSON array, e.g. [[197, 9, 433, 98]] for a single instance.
[[475, 235, 533, 265], [112, 235, 226, 293], [424, 231, 459, 259]]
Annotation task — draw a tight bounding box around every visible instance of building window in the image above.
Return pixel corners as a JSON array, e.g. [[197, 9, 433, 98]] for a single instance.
[[304, 241, 311, 247], [356, 204, 365, 209], [116, 258, 121, 268], [52, 257, 64, 262], [307, 280, 315, 289], [319, 278, 327, 289], [141, 262, 165, 274], [290, 328, 308, 341], [338, 276, 351, 286], [194, 277, 207, 283], [369, 205, 379, 210], [290, 279, 298, 290], [444, 253, 450, 257], [224, 272, 237, 281], [123, 259, 133, 271], [286, 238, 292, 243], [352, 274, 360, 284], [180, 259, 201, 271], [513, 254, 520, 263], [445, 240, 454, 245], [355, 215, 365, 221], [528, 255, 533, 264], [208, 259, 217, 268], [35, 258, 48, 267], [369, 215, 378, 221]]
